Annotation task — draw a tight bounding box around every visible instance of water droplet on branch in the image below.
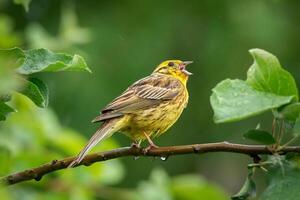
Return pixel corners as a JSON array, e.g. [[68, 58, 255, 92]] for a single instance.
[[160, 156, 168, 161]]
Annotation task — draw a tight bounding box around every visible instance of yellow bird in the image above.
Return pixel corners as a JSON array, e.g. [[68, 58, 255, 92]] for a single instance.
[[69, 60, 192, 167]]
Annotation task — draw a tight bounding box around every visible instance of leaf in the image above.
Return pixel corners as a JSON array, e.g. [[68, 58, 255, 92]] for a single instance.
[[243, 129, 276, 145], [210, 79, 293, 123], [247, 49, 298, 101], [210, 49, 299, 123], [14, 0, 31, 12], [260, 167, 300, 200], [0, 102, 15, 121], [19, 78, 49, 108], [232, 169, 256, 200], [17, 48, 91, 74], [278, 103, 300, 122], [0, 47, 91, 74]]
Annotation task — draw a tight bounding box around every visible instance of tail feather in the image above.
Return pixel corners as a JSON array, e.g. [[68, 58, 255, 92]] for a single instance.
[[68, 119, 120, 168]]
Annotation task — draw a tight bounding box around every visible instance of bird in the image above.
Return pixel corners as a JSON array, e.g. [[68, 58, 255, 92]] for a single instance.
[[68, 60, 193, 167]]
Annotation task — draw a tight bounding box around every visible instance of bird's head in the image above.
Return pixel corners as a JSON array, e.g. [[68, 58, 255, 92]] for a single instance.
[[153, 60, 193, 84]]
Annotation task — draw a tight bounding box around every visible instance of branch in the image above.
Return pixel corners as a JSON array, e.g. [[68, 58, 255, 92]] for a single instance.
[[2, 142, 300, 186]]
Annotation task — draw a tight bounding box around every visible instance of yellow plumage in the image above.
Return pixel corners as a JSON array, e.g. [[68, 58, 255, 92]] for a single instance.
[[69, 60, 192, 167]]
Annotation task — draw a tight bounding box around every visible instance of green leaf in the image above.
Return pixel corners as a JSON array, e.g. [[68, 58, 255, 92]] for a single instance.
[[0, 47, 91, 74], [243, 129, 276, 145], [232, 169, 256, 200], [210, 79, 293, 123], [278, 103, 300, 122], [14, 0, 31, 12], [247, 49, 298, 101], [19, 78, 49, 108], [0, 102, 14, 121], [17, 48, 91, 74], [260, 167, 300, 200]]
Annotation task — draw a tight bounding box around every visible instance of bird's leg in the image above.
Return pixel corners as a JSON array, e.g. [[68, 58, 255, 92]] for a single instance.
[[143, 131, 158, 153]]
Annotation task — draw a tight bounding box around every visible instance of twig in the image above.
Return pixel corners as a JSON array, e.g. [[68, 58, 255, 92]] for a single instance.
[[2, 142, 300, 186]]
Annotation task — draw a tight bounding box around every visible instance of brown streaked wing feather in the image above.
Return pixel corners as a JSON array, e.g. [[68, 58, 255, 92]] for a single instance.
[[92, 74, 181, 123], [92, 112, 123, 123]]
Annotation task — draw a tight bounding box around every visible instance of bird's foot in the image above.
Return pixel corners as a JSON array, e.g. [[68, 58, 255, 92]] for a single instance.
[[68, 159, 79, 168], [131, 142, 141, 149], [131, 140, 142, 149], [143, 144, 159, 154]]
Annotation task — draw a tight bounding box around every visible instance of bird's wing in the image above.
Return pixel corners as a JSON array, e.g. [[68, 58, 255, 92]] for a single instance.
[[92, 75, 181, 122]]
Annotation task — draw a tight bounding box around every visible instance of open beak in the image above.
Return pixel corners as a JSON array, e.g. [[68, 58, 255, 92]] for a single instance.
[[181, 61, 193, 75]]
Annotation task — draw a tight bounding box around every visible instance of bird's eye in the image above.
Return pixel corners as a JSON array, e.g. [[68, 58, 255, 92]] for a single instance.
[[168, 62, 174, 67]]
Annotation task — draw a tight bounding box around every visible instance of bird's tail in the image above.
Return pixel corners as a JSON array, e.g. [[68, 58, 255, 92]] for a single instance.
[[68, 118, 122, 168]]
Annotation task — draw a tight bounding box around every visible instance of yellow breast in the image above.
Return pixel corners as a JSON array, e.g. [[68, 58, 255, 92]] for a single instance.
[[122, 85, 189, 141]]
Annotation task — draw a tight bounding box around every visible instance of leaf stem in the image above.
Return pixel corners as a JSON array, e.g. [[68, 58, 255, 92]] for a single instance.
[[271, 118, 276, 137], [279, 135, 299, 150], [277, 119, 285, 146]]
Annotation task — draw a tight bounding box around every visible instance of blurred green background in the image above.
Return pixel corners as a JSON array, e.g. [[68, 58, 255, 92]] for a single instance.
[[1, 0, 300, 199]]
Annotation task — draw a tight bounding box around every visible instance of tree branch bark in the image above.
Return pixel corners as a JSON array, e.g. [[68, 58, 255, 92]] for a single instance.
[[1, 142, 300, 186]]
